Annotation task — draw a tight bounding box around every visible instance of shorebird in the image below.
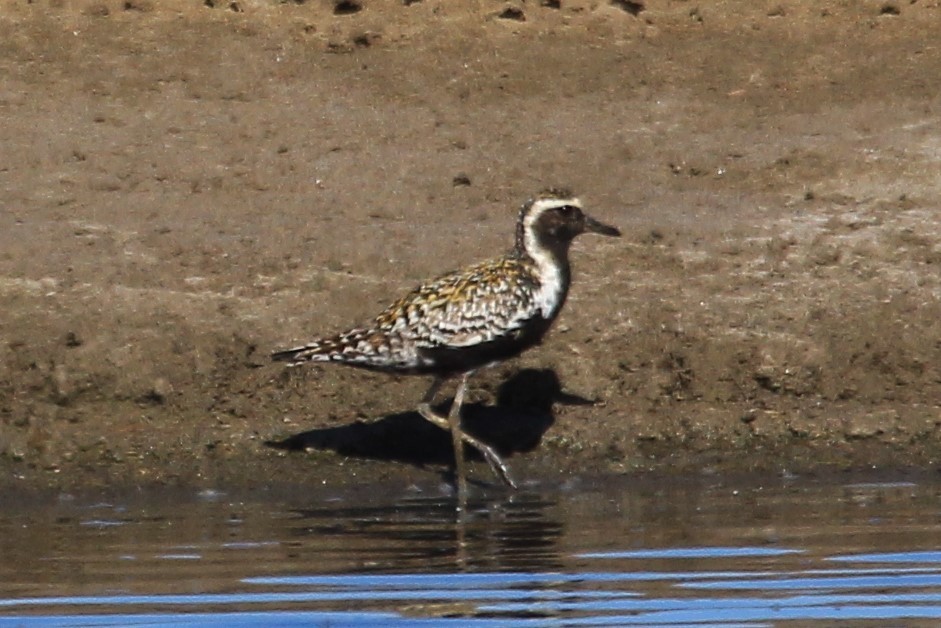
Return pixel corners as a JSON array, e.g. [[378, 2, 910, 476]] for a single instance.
[[273, 189, 620, 494]]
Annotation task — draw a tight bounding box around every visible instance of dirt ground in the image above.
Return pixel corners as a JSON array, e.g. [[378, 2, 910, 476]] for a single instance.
[[1, 0, 940, 493]]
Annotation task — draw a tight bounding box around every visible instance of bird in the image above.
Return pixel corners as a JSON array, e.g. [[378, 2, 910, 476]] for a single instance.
[[272, 188, 620, 495]]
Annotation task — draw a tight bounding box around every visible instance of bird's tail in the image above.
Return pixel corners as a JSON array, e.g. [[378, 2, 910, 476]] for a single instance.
[[271, 328, 381, 367]]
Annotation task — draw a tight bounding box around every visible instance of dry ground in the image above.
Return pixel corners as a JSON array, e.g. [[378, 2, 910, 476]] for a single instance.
[[1, 0, 940, 492]]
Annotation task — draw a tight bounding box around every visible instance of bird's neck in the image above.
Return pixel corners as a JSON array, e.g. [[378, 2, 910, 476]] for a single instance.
[[515, 227, 572, 319]]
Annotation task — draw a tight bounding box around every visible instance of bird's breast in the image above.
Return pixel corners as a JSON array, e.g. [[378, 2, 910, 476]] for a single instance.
[[531, 259, 570, 320]]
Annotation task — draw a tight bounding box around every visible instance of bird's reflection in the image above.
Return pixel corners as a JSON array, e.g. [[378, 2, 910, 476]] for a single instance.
[[288, 489, 564, 573]]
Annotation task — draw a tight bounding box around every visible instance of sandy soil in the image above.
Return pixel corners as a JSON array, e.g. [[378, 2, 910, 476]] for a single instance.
[[1, 0, 940, 492]]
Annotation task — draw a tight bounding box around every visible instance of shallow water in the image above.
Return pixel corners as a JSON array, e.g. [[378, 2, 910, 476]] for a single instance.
[[2, 474, 941, 626]]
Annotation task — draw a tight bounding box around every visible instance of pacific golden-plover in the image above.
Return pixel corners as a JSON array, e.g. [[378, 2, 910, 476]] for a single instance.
[[273, 189, 620, 493]]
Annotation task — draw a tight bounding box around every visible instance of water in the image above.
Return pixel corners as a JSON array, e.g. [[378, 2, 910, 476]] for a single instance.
[[2, 474, 941, 626]]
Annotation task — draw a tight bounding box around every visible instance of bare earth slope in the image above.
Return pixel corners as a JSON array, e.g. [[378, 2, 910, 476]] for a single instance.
[[1, 0, 940, 491]]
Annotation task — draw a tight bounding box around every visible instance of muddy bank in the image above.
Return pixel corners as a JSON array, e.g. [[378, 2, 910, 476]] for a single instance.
[[1, 0, 940, 491]]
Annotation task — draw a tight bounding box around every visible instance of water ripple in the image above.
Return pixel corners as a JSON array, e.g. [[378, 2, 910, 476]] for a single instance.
[[2, 477, 941, 625]]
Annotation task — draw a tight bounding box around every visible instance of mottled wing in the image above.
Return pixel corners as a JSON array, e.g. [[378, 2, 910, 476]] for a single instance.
[[271, 326, 411, 368], [374, 258, 541, 349]]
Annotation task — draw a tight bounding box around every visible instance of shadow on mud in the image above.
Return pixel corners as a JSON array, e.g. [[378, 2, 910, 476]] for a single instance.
[[265, 369, 593, 473]]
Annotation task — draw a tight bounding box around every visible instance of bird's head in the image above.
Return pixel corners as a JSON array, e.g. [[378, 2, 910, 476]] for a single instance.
[[516, 188, 621, 256]]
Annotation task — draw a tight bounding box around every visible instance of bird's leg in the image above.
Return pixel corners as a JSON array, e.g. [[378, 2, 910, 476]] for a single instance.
[[417, 377, 448, 434], [447, 372, 470, 500], [417, 375, 468, 497], [447, 373, 517, 490], [417, 375, 517, 490]]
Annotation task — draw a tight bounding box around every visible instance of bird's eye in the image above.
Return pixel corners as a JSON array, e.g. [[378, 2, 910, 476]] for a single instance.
[[559, 205, 575, 214]]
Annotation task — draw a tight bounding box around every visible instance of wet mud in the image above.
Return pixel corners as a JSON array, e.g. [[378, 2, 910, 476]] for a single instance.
[[1, 0, 940, 491]]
